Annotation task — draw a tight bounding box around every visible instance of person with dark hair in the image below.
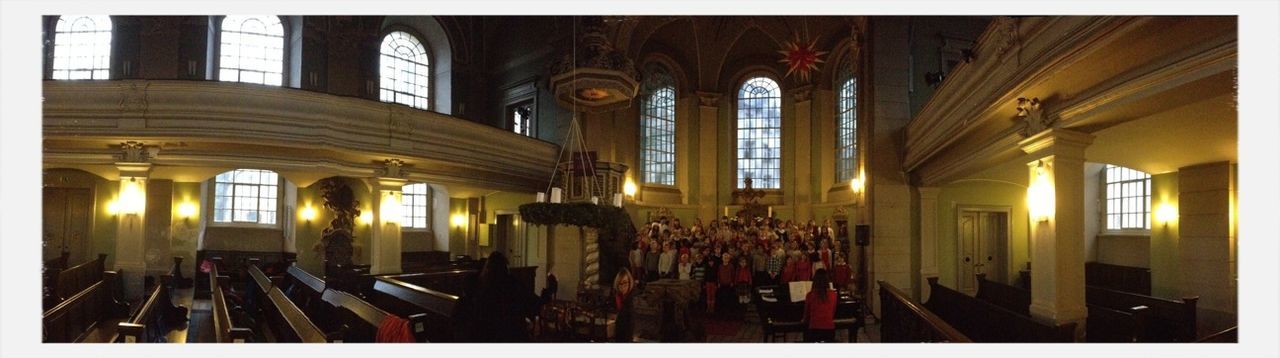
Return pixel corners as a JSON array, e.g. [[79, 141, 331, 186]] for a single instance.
[[803, 269, 837, 343], [613, 268, 638, 342], [454, 252, 538, 342]]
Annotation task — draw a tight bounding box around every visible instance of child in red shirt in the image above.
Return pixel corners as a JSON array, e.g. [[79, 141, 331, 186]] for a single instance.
[[795, 254, 813, 282], [735, 256, 753, 304], [831, 253, 853, 292]]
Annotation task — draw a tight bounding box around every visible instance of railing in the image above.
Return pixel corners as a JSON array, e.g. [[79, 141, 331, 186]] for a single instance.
[[877, 280, 971, 343]]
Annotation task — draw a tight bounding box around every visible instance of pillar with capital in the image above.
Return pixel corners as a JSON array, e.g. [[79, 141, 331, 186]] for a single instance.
[[368, 160, 407, 275], [113, 142, 154, 299], [696, 91, 721, 220], [1019, 128, 1094, 340]]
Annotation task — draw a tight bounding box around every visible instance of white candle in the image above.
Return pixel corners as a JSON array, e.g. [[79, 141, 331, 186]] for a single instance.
[[724, 206, 729, 217], [536, 192, 546, 203], [591, 196, 599, 204], [551, 188, 562, 203], [613, 193, 623, 207], [768, 207, 773, 217]]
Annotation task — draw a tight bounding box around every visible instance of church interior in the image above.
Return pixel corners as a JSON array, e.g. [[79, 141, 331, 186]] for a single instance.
[[35, 14, 1241, 345]]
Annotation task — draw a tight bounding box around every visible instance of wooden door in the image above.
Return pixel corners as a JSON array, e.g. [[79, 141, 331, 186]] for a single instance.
[[43, 187, 93, 264], [958, 209, 1011, 295]]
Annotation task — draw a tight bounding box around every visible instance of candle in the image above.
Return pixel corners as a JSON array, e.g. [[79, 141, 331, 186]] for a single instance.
[[551, 188, 562, 203], [536, 192, 546, 203], [724, 206, 729, 217], [613, 193, 623, 207], [591, 196, 600, 205], [768, 207, 773, 217]]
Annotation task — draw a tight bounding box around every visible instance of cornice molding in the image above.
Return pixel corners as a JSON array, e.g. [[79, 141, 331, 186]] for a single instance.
[[43, 80, 559, 192]]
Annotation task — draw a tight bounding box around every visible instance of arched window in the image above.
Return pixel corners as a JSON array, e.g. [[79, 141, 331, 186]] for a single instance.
[[380, 31, 430, 110], [736, 76, 782, 189], [1103, 164, 1151, 231], [52, 15, 113, 80], [402, 183, 431, 229], [218, 16, 285, 86], [213, 169, 280, 225], [836, 60, 859, 183], [640, 67, 677, 186]]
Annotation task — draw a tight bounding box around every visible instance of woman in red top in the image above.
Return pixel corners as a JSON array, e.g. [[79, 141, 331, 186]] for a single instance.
[[803, 269, 837, 342]]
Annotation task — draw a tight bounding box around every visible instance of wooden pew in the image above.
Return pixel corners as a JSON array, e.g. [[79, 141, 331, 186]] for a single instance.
[[974, 274, 1147, 342], [114, 274, 189, 343], [210, 260, 254, 343], [924, 277, 1076, 342], [1195, 326, 1237, 343], [367, 275, 464, 342], [43, 251, 72, 310], [51, 254, 108, 303], [1086, 285, 1198, 342], [42, 270, 130, 342], [1086, 262, 1152, 295], [878, 280, 970, 342], [262, 263, 423, 342], [262, 287, 329, 343]]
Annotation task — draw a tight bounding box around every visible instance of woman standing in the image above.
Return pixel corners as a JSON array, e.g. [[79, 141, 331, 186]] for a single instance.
[[803, 269, 837, 342], [613, 268, 638, 343]]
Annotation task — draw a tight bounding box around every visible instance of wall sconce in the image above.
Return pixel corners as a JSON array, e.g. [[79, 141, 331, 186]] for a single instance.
[[105, 200, 120, 216], [849, 176, 864, 195], [299, 205, 317, 222], [451, 214, 468, 228], [359, 211, 373, 226], [176, 202, 198, 220], [117, 177, 146, 216], [1027, 160, 1055, 222], [623, 179, 637, 198], [380, 192, 403, 226], [1155, 203, 1178, 225]]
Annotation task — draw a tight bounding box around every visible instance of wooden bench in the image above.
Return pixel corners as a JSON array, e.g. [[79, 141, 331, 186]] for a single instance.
[[114, 274, 189, 343], [1195, 326, 1237, 343], [210, 259, 254, 343], [974, 274, 1147, 342], [1086, 262, 1152, 295], [878, 280, 970, 342], [924, 277, 1076, 342], [256, 262, 425, 342], [43, 252, 72, 310], [42, 271, 129, 342], [51, 254, 108, 303], [368, 275, 465, 342], [1086, 285, 1198, 342]]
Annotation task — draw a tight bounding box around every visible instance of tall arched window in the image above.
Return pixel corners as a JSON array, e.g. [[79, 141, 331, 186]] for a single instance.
[[218, 16, 285, 86], [640, 67, 676, 186], [836, 60, 859, 183], [736, 76, 782, 189], [212, 169, 280, 225], [52, 15, 113, 80], [380, 31, 430, 110]]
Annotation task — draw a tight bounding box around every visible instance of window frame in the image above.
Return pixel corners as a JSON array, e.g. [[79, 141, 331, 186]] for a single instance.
[[1100, 164, 1152, 234], [208, 168, 283, 229], [835, 62, 859, 184], [213, 15, 288, 87], [50, 15, 114, 81], [640, 67, 677, 187], [401, 183, 431, 231], [734, 75, 784, 190], [378, 28, 433, 111]]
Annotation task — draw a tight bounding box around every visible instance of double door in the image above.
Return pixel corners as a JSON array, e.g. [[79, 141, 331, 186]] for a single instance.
[[956, 208, 1009, 295], [44, 187, 93, 264]]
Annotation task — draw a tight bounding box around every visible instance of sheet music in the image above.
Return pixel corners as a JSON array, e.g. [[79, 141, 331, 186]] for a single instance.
[[787, 281, 834, 302]]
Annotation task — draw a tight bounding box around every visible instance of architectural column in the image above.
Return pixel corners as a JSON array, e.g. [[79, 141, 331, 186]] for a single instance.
[[696, 91, 721, 220], [791, 86, 814, 221], [1019, 128, 1094, 340], [113, 142, 154, 299], [368, 160, 407, 275], [918, 187, 941, 301], [1177, 162, 1236, 315]]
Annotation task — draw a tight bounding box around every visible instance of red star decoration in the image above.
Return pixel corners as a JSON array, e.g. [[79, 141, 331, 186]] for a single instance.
[[778, 38, 827, 82]]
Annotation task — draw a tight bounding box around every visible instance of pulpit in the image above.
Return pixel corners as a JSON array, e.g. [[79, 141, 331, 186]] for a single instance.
[[631, 279, 702, 342]]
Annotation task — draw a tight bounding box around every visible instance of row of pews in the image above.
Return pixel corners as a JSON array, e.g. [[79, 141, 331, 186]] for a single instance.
[[42, 254, 130, 342], [113, 257, 191, 343]]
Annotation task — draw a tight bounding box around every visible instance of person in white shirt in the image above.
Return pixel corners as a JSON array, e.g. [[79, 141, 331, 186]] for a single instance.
[[677, 253, 693, 280], [658, 242, 676, 279]]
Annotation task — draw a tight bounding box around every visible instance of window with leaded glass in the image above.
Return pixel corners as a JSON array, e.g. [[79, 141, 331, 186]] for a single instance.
[[213, 169, 280, 225], [736, 76, 782, 189], [218, 16, 284, 86], [52, 15, 112, 80], [379, 31, 430, 110], [402, 183, 430, 230], [836, 61, 858, 183], [640, 68, 676, 186], [1104, 164, 1151, 231]]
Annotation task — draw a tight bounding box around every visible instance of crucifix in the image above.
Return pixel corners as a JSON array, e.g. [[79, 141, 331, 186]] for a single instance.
[[732, 177, 769, 219]]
